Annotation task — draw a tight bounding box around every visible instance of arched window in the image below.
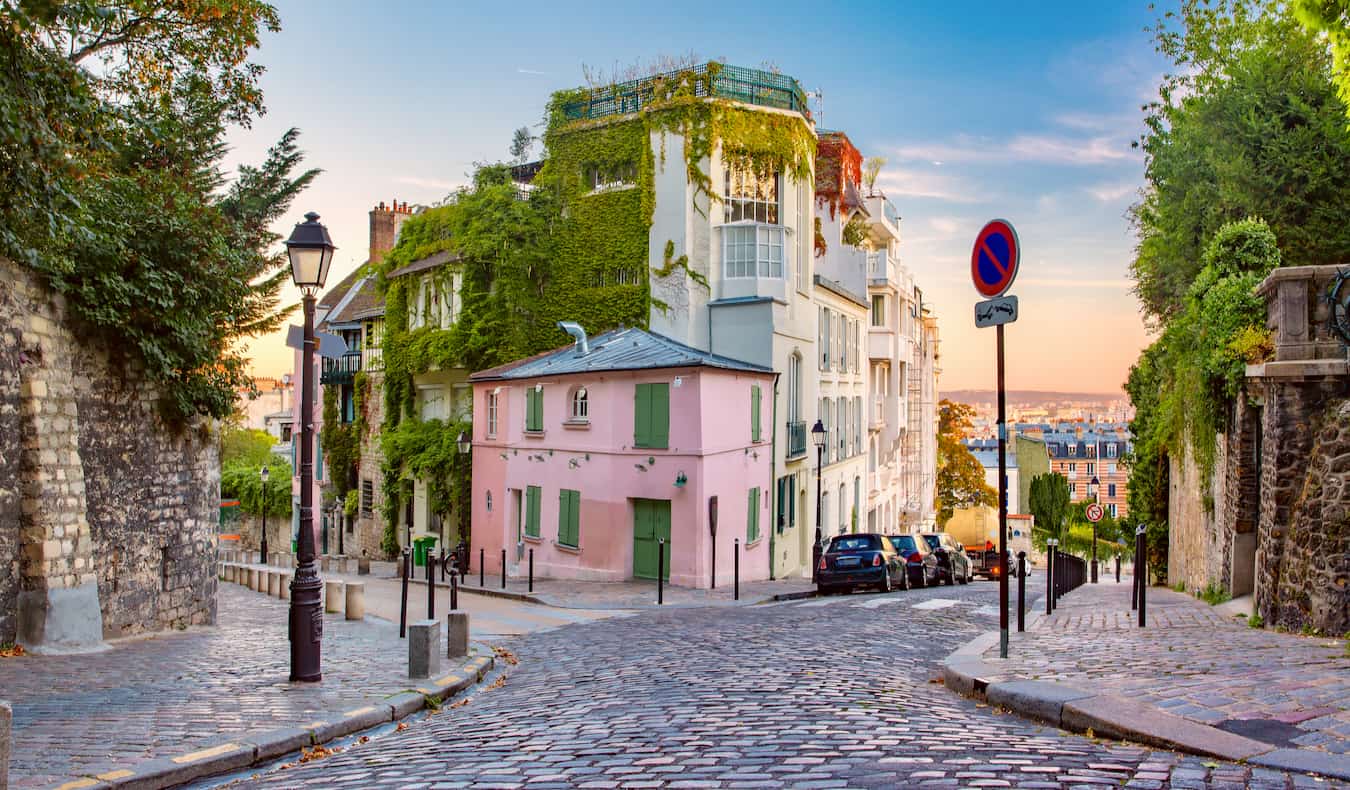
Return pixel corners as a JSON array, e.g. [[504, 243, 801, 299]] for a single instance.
[[570, 386, 589, 422]]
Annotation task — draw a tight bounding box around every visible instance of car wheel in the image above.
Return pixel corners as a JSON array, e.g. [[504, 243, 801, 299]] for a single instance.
[[959, 568, 970, 585], [901, 566, 912, 591]]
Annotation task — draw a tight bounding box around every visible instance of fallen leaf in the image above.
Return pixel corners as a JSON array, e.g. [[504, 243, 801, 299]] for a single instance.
[[396, 722, 409, 732]]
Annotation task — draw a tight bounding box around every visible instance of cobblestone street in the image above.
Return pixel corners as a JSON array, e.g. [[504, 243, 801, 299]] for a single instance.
[[0, 585, 487, 788], [230, 583, 1326, 789]]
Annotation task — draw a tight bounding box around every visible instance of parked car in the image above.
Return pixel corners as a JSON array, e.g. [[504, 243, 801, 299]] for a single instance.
[[817, 533, 906, 594], [887, 533, 940, 588], [919, 532, 972, 585]]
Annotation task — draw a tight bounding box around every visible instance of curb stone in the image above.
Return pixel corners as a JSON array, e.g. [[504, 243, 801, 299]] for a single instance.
[[435, 578, 817, 609], [942, 629, 1350, 780], [48, 653, 495, 790]]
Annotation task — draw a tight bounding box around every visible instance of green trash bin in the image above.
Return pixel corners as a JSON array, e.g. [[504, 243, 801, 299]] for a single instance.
[[413, 535, 438, 567]]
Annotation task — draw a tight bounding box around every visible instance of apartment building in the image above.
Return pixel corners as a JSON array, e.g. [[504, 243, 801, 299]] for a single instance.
[[1041, 425, 1131, 518]]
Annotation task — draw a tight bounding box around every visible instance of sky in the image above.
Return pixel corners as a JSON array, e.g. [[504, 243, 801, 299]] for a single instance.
[[228, 0, 1170, 395]]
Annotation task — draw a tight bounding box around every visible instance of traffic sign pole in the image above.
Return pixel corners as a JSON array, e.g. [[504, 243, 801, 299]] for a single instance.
[[997, 322, 1009, 660]]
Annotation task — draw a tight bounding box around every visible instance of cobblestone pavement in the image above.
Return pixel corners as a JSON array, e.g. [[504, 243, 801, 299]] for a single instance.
[[985, 580, 1350, 757], [231, 583, 1328, 789], [0, 585, 487, 788], [453, 575, 818, 610]]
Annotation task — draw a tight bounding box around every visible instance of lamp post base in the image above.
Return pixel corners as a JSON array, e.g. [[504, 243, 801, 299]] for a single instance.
[[288, 564, 324, 682]]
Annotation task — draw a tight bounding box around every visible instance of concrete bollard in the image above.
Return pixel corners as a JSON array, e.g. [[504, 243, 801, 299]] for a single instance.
[[267, 570, 280, 597], [245, 567, 256, 591], [256, 569, 269, 593], [279, 573, 291, 600], [446, 611, 469, 659], [344, 582, 365, 620], [408, 620, 440, 678], [324, 580, 343, 614], [320, 556, 331, 572], [1, 699, 10, 790], [357, 557, 371, 575]]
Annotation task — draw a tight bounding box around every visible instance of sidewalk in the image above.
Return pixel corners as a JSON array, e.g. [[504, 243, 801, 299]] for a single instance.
[[943, 578, 1350, 780], [443, 574, 818, 609], [0, 584, 494, 789]]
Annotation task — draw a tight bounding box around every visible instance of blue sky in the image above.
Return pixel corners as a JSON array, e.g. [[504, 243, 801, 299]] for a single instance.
[[230, 0, 1169, 394]]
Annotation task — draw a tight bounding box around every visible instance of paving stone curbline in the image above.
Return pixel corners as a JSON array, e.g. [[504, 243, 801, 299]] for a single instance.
[[1249, 748, 1350, 781], [1060, 695, 1273, 762], [984, 680, 1095, 727]]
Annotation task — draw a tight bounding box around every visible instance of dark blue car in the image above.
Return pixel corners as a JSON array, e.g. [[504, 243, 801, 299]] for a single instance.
[[816, 533, 906, 594]]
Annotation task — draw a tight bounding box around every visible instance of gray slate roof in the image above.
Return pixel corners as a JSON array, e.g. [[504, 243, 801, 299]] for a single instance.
[[387, 250, 461, 279], [470, 327, 773, 382]]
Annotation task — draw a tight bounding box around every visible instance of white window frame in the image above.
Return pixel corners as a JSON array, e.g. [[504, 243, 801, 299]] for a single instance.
[[487, 391, 499, 437], [1107, 443, 1118, 458], [723, 224, 785, 279], [821, 308, 832, 370], [871, 295, 885, 327], [570, 386, 589, 422], [787, 353, 801, 423], [724, 166, 780, 224]]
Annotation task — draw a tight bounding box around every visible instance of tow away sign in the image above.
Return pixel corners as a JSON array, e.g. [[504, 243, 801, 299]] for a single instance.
[[975, 295, 1018, 328]]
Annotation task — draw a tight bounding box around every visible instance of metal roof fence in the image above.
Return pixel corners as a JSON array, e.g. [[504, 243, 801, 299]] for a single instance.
[[559, 63, 811, 122]]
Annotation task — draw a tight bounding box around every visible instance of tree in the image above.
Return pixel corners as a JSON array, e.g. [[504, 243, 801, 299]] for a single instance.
[[1027, 473, 1070, 546], [509, 126, 536, 164], [221, 424, 276, 469], [1131, 0, 1350, 320], [935, 400, 997, 525], [1293, 0, 1350, 115], [1, 1, 318, 422], [862, 156, 886, 194]]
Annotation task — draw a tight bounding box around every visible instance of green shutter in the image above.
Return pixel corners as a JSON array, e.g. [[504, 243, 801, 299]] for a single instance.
[[558, 489, 580, 547], [751, 384, 762, 442], [526, 388, 544, 432], [634, 383, 669, 449], [747, 487, 760, 543], [634, 384, 651, 447], [316, 435, 323, 482], [650, 383, 669, 448], [525, 485, 541, 537]]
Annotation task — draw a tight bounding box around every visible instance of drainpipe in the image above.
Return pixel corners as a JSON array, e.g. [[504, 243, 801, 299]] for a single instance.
[[769, 372, 781, 581]]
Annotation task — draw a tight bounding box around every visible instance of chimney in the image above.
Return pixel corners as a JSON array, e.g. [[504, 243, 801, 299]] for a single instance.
[[369, 198, 411, 265], [557, 321, 590, 356]]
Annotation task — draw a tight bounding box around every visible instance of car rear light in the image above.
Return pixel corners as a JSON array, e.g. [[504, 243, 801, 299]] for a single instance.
[[872, 554, 882, 567], [906, 551, 921, 562], [818, 556, 827, 571]]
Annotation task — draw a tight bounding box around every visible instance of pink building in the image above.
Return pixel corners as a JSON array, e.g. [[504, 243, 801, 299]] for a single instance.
[[470, 325, 775, 588]]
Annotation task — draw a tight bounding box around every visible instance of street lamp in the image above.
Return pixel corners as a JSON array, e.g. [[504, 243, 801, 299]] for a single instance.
[[811, 419, 827, 581], [1089, 474, 1100, 584], [284, 211, 336, 683], [259, 466, 270, 564], [456, 430, 471, 455]]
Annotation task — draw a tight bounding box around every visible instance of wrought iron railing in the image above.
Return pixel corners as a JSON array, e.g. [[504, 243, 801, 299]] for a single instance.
[[787, 420, 807, 458], [560, 63, 811, 122], [320, 352, 361, 385]]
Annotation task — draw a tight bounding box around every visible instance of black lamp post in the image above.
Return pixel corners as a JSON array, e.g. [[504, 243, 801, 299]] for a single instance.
[[811, 419, 827, 581], [1088, 474, 1100, 584], [284, 211, 335, 683], [259, 465, 270, 564]]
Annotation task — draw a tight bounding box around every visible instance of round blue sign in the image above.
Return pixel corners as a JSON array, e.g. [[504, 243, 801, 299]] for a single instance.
[[971, 219, 1020, 298]]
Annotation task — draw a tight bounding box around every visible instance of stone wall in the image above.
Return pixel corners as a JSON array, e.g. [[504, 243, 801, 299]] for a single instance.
[[1256, 385, 1349, 633], [0, 259, 218, 648]]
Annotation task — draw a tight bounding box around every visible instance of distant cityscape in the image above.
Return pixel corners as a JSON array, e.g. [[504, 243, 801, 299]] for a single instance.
[[947, 391, 1135, 522]]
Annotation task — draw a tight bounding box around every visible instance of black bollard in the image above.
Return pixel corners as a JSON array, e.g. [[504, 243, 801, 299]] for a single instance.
[[440, 548, 447, 582], [734, 538, 740, 601], [1131, 540, 1139, 610], [1045, 544, 1054, 615], [1137, 528, 1147, 627], [1115, 554, 1121, 583], [501, 548, 507, 589], [479, 547, 485, 588], [450, 567, 459, 610], [528, 548, 534, 593], [399, 548, 410, 639], [1016, 551, 1026, 632], [426, 547, 435, 620], [657, 538, 665, 605]]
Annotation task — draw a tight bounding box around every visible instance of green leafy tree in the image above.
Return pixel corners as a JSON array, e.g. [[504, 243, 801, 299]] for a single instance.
[[220, 425, 276, 469], [935, 400, 997, 525], [1027, 473, 1070, 547], [1293, 0, 1350, 115], [2, 1, 317, 422], [1131, 0, 1350, 320], [509, 126, 536, 164], [221, 459, 291, 519]]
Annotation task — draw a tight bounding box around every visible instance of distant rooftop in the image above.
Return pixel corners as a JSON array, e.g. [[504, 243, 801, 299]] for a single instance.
[[558, 63, 811, 123], [470, 326, 772, 382]]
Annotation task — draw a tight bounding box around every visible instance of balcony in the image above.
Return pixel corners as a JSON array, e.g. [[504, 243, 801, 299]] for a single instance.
[[786, 420, 807, 459], [867, 250, 898, 287], [320, 352, 361, 385], [560, 63, 811, 123], [869, 330, 897, 362], [864, 194, 901, 240]]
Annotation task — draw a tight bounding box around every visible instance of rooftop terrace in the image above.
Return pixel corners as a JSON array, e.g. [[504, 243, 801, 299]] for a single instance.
[[559, 63, 812, 123]]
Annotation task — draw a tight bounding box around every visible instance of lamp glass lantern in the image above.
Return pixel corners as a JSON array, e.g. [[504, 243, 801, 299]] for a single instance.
[[1088, 475, 1100, 498], [260, 465, 270, 484], [456, 431, 471, 455], [810, 419, 826, 448], [285, 212, 337, 292]]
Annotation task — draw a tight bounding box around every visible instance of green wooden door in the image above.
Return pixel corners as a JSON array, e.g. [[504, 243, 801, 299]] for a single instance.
[[632, 499, 671, 580]]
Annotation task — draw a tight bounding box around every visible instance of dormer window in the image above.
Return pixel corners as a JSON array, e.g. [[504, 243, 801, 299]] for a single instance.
[[570, 386, 589, 422]]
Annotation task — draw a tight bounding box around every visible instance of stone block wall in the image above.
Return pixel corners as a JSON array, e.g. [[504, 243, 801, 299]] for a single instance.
[[0, 259, 218, 648], [1257, 385, 1349, 633]]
